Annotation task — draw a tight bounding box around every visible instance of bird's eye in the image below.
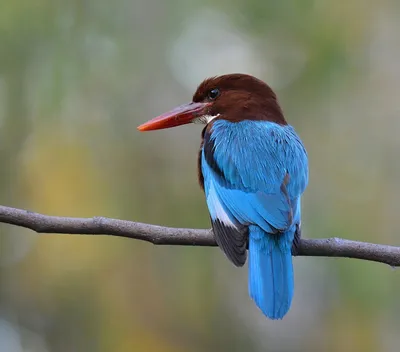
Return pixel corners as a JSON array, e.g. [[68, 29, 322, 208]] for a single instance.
[[208, 88, 220, 100]]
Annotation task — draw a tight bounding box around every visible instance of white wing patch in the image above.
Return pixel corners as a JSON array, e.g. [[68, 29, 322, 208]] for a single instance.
[[207, 181, 237, 228]]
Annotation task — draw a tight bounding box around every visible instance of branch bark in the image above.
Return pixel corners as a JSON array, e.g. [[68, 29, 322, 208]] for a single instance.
[[0, 205, 399, 267]]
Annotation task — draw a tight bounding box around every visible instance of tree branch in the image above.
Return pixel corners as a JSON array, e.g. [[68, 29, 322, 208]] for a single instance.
[[0, 205, 398, 267]]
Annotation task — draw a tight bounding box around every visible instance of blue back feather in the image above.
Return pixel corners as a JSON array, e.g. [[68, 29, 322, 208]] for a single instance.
[[201, 120, 308, 319]]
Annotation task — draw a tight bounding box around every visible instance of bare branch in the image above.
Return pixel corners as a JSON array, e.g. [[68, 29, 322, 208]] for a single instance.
[[0, 205, 398, 267]]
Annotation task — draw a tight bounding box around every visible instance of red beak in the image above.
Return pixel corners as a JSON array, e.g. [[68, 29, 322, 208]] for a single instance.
[[137, 102, 210, 131]]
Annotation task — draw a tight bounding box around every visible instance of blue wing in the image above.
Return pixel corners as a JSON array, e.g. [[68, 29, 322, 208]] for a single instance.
[[201, 120, 308, 266]]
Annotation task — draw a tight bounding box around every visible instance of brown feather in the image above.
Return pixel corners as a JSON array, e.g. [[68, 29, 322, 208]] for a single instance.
[[192, 73, 286, 125]]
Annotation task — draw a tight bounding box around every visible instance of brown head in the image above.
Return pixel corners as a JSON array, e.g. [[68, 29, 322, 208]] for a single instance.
[[137, 73, 286, 131]]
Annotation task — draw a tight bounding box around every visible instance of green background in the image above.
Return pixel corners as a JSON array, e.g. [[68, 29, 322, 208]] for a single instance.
[[0, 1, 399, 351]]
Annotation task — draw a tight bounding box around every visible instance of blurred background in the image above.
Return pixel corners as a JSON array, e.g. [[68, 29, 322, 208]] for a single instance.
[[0, 0, 399, 351]]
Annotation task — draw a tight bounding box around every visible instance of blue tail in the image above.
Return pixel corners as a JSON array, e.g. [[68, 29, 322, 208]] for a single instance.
[[248, 225, 294, 320]]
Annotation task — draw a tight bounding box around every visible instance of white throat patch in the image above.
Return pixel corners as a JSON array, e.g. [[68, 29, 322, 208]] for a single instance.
[[193, 114, 220, 125]]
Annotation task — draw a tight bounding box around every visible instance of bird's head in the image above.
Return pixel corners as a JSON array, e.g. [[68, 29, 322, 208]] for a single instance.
[[137, 73, 286, 132]]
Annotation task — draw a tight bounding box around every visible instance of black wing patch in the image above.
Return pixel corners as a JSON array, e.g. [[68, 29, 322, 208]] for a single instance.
[[212, 219, 248, 267], [203, 129, 225, 179]]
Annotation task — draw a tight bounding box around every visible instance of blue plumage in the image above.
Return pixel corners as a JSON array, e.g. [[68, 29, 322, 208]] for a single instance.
[[248, 226, 294, 319], [201, 119, 308, 319]]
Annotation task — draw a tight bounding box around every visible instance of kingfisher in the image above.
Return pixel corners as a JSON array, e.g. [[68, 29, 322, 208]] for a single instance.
[[137, 74, 309, 320]]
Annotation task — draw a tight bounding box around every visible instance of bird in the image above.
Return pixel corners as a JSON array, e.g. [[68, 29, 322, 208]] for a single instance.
[[137, 74, 309, 320]]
